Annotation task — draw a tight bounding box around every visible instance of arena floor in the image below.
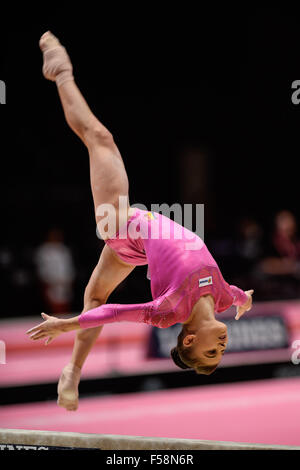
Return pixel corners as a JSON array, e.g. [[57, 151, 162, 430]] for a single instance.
[[1, 377, 300, 446]]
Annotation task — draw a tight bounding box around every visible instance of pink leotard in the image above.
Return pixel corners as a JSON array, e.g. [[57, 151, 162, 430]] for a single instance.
[[78, 208, 247, 329]]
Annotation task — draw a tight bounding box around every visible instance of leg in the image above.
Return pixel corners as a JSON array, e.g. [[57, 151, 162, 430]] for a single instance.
[[58, 244, 135, 410], [39, 33, 135, 408], [40, 32, 132, 239], [71, 245, 135, 370]]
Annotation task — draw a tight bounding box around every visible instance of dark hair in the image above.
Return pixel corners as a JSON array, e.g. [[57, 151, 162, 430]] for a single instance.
[[170, 330, 218, 376], [170, 347, 192, 370]]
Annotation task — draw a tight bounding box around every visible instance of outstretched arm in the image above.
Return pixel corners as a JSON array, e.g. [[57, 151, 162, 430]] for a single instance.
[[26, 266, 108, 343], [27, 244, 136, 346], [27, 299, 156, 342], [78, 299, 156, 329]]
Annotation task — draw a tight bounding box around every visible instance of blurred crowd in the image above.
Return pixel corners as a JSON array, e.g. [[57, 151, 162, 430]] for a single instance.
[[1, 210, 300, 319], [0, 228, 78, 318], [209, 210, 300, 300]]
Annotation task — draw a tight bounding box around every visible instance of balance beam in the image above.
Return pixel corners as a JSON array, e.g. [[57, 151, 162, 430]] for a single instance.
[[0, 429, 299, 450]]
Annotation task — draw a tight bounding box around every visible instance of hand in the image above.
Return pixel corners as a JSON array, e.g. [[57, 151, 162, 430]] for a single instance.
[[26, 313, 65, 345], [235, 289, 254, 320]]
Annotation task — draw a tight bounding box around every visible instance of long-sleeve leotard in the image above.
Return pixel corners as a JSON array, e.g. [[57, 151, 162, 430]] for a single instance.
[[78, 209, 247, 329]]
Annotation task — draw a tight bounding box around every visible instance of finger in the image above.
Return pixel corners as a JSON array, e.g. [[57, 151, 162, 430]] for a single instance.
[[41, 312, 50, 320], [45, 336, 53, 345], [30, 333, 47, 341], [26, 325, 42, 334], [28, 330, 42, 339], [235, 307, 246, 320], [235, 307, 241, 320], [26, 314, 50, 334], [30, 331, 48, 340], [26, 322, 46, 334]]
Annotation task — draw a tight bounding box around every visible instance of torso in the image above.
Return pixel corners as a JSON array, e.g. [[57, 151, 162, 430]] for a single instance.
[[105, 208, 236, 327]]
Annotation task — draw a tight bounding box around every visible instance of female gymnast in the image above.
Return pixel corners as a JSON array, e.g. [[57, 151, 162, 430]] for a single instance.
[[27, 32, 254, 411]]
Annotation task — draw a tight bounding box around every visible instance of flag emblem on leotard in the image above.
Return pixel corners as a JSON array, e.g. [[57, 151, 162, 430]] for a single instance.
[[144, 211, 157, 220], [199, 276, 213, 287]]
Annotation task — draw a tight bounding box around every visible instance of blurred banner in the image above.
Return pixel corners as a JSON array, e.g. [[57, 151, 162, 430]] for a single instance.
[[1, 300, 300, 400]]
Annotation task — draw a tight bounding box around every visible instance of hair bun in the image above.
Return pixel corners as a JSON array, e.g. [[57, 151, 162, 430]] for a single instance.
[[170, 347, 191, 370]]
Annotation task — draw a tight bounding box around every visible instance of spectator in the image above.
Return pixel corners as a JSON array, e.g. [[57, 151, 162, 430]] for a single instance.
[[35, 228, 75, 314], [273, 210, 300, 259], [207, 217, 264, 291], [235, 217, 264, 274], [214, 217, 264, 293], [259, 210, 300, 298]]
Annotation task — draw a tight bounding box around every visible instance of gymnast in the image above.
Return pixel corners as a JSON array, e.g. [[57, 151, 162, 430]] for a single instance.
[[27, 32, 254, 411]]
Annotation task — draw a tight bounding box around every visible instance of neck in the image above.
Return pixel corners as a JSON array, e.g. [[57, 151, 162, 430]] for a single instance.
[[183, 294, 215, 332]]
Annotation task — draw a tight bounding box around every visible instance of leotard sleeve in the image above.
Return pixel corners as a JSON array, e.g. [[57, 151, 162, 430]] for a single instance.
[[229, 285, 248, 306], [78, 300, 157, 329]]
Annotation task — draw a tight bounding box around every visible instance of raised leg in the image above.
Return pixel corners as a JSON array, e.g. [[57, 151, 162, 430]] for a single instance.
[[40, 32, 132, 239]]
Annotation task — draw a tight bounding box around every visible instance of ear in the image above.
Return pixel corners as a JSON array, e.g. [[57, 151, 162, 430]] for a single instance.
[[182, 334, 196, 347]]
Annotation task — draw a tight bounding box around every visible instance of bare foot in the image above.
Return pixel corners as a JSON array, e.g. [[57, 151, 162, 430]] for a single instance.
[[39, 31, 73, 85], [39, 31, 61, 52], [57, 364, 81, 411]]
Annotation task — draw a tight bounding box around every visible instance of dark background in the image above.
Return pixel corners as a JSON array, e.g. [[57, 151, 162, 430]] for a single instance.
[[1, 7, 300, 317]]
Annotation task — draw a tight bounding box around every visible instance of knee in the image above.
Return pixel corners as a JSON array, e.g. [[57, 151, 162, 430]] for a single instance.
[[84, 123, 114, 148]]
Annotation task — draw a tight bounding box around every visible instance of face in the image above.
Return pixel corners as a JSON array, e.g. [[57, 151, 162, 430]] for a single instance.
[[276, 211, 296, 237], [183, 320, 228, 367]]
